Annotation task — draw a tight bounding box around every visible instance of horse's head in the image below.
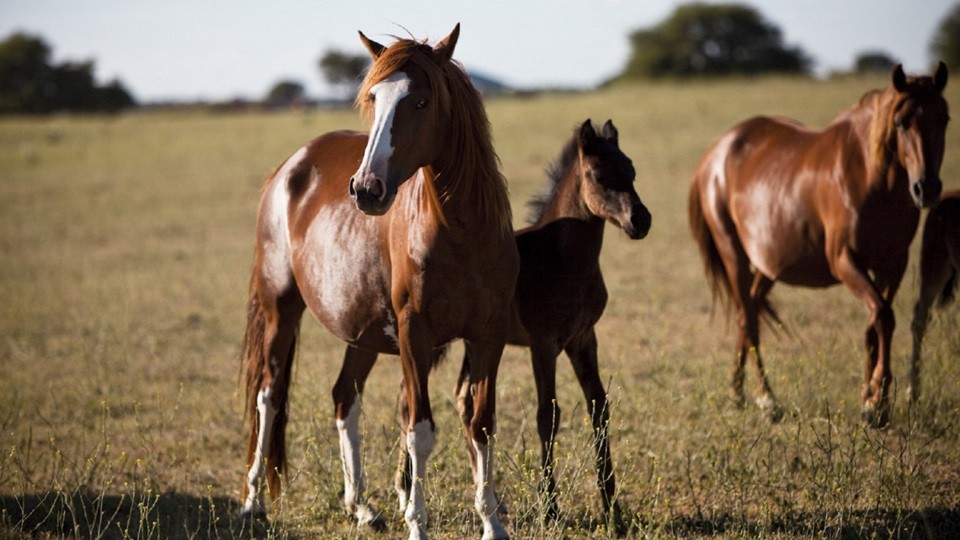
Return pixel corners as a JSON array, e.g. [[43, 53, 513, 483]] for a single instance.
[[348, 25, 461, 215], [578, 119, 651, 239], [889, 61, 949, 208]]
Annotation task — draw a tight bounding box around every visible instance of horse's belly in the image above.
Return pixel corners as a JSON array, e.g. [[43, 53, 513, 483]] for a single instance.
[[292, 212, 400, 353]]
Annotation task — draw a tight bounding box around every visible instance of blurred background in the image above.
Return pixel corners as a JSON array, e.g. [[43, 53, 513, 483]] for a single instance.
[[1, 0, 958, 112]]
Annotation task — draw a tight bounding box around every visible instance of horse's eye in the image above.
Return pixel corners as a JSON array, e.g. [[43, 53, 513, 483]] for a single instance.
[[894, 118, 904, 130], [415, 99, 428, 110], [367, 93, 376, 104]]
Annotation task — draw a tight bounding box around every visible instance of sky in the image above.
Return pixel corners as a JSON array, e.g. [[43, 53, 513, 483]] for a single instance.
[[0, 0, 955, 102]]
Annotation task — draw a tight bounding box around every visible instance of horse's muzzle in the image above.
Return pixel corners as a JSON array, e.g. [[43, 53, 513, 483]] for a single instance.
[[349, 176, 390, 215]]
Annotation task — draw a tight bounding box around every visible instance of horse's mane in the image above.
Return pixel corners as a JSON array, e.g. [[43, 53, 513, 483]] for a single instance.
[[356, 38, 512, 232], [526, 129, 580, 225]]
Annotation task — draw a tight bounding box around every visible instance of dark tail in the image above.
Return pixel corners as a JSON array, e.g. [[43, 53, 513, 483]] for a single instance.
[[688, 176, 782, 329], [240, 276, 299, 504]]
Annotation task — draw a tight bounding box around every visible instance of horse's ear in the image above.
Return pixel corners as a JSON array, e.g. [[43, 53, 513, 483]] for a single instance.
[[934, 61, 948, 92], [579, 119, 597, 150], [601, 119, 619, 145], [433, 23, 460, 64], [358, 31, 385, 60], [892, 64, 907, 92]]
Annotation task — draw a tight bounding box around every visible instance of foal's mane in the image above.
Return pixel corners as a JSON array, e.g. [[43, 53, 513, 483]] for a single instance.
[[526, 129, 581, 225], [356, 37, 512, 232]]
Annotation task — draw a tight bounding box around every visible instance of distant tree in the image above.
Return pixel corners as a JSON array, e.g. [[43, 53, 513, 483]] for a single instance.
[[318, 50, 368, 96], [853, 51, 898, 74], [929, 3, 960, 69], [620, 2, 811, 79], [265, 80, 305, 107], [0, 31, 136, 114]]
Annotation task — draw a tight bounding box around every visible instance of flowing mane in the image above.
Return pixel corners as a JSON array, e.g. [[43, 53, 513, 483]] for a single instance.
[[356, 37, 512, 232], [526, 130, 580, 225]]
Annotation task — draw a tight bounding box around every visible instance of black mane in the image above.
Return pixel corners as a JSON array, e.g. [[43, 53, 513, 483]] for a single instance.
[[526, 128, 581, 225]]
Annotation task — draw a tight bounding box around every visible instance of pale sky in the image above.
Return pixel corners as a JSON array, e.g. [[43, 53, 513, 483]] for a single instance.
[[0, 1, 954, 102]]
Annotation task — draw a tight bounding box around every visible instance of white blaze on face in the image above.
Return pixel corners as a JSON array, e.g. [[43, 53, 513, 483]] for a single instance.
[[357, 72, 411, 187]]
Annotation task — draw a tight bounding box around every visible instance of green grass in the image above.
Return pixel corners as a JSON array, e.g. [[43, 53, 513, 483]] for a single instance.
[[2, 75, 959, 538]]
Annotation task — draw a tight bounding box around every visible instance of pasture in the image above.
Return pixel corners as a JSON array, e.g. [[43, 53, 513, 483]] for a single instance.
[[2, 75, 959, 538]]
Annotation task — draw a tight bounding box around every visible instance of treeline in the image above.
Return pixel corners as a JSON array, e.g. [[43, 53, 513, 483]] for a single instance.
[[0, 32, 135, 114]]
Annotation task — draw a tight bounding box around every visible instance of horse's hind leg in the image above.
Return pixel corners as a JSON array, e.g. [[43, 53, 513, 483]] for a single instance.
[[732, 269, 782, 422], [565, 328, 624, 531], [910, 237, 953, 402], [332, 346, 385, 529], [241, 287, 304, 518]]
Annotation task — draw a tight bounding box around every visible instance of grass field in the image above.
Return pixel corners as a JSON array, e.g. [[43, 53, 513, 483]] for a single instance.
[[1, 75, 959, 539]]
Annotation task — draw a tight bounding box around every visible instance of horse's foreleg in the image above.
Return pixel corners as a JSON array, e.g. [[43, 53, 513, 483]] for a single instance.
[[836, 250, 894, 427], [565, 328, 621, 527], [397, 311, 436, 540], [463, 339, 510, 540], [332, 346, 384, 529], [529, 340, 561, 519]]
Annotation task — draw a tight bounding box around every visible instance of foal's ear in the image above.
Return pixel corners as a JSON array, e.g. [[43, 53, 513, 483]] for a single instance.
[[579, 119, 597, 149], [433, 23, 460, 64], [358, 31, 386, 59], [601, 119, 619, 145], [892, 64, 907, 92], [934, 61, 948, 92]]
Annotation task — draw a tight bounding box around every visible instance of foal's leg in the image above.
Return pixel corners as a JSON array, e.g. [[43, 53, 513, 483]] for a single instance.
[[565, 328, 622, 528], [242, 290, 304, 518], [461, 339, 510, 540], [332, 346, 384, 529], [527, 339, 561, 519]]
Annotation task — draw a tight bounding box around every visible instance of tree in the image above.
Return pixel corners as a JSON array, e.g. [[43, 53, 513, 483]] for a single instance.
[[853, 51, 898, 74], [265, 80, 305, 107], [929, 3, 960, 69], [318, 50, 368, 96], [0, 31, 135, 114], [620, 2, 811, 79]]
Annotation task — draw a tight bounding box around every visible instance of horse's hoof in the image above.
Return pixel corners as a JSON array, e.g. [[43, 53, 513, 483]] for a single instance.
[[234, 509, 269, 535], [756, 395, 783, 423], [356, 503, 387, 532], [861, 403, 891, 429], [906, 384, 920, 404], [606, 502, 628, 537]]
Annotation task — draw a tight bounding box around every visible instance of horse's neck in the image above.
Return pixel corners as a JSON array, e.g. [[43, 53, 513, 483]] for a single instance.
[[835, 93, 903, 196]]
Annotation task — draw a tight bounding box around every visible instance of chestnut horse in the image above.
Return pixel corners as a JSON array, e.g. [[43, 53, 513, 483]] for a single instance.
[[909, 189, 960, 402], [239, 25, 518, 540], [396, 120, 651, 526], [689, 63, 949, 427]]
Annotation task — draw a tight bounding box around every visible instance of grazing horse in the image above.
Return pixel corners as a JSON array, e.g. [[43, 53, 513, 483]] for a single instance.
[[396, 120, 651, 526], [909, 189, 960, 402], [239, 25, 518, 540], [689, 63, 949, 427]]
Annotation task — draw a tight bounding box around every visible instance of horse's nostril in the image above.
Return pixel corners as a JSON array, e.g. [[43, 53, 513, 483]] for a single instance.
[[370, 178, 385, 200], [348, 178, 357, 198], [913, 182, 922, 197]]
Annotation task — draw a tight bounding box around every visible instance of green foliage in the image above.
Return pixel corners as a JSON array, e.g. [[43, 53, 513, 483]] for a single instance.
[[264, 79, 306, 107], [0, 31, 135, 114], [318, 49, 368, 89], [929, 2, 960, 69], [853, 51, 898, 74], [620, 2, 811, 80]]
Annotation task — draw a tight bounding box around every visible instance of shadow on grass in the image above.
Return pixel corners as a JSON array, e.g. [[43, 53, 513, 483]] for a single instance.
[[624, 506, 960, 539], [0, 490, 285, 539]]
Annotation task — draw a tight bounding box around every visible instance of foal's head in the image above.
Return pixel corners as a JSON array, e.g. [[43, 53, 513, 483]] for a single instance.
[[884, 62, 949, 208], [578, 120, 651, 239], [348, 25, 461, 215]]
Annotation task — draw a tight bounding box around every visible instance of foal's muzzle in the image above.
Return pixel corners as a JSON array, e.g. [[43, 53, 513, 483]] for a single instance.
[[624, 203, 652, 240], [911, 177, 942, 209]]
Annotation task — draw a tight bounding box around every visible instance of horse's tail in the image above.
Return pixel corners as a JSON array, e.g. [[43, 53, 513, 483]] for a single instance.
[[689, 178, 734, 316], [688, 169, 783, 330], [240, 266, 301, 504]]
